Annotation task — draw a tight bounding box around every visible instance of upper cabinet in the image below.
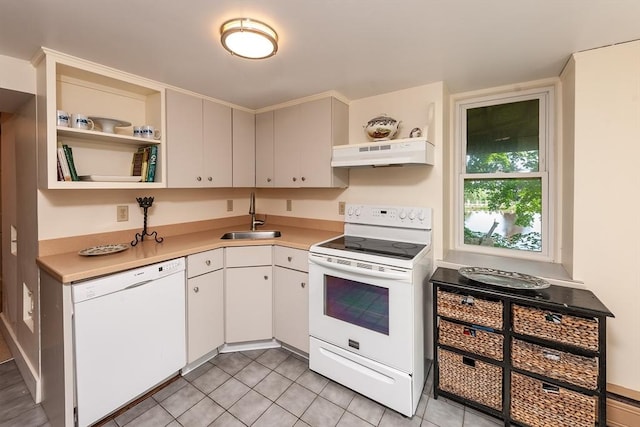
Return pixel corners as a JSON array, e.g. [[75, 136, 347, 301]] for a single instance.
[[166, 89, 232, 188], [255, 111, 275, 188], [35, 49, 166, 189], [272, 96, 349, 188], [232, 109, 255, 187]]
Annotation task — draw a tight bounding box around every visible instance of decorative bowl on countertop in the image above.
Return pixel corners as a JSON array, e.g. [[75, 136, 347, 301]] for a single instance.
[[364, 114, 400, 141]]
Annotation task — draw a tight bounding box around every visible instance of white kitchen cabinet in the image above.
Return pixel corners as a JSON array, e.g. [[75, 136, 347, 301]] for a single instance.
[[166, 89, 232, 188], [34, 49, 166, 189], [186, 249, 224, 364], [225, 246, 273, 343], [274, 96, 349, 188], [232, 108, 255, 187], [255, 111, 275, 187], [274, 246, 309, 353]]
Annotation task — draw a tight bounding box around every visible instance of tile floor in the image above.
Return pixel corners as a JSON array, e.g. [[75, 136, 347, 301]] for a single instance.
[[1, 347, 504, 427]]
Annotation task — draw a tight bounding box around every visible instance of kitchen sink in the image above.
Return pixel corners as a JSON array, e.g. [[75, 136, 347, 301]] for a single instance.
[[220, 230, 282, 240]]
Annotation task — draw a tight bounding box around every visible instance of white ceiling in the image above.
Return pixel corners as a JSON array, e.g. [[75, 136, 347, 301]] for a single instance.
[[1, 1, 639, 110]]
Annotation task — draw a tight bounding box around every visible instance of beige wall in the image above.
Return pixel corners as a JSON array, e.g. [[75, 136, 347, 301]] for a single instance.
[[567, 40, 640, 392], [0, 55, 35, 95]]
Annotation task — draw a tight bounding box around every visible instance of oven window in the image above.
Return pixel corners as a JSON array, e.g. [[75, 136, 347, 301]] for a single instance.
[[324, 275, 389, 335]]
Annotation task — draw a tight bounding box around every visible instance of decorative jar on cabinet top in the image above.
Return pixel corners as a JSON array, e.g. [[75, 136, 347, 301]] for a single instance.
[[364, 114, 400, 141]]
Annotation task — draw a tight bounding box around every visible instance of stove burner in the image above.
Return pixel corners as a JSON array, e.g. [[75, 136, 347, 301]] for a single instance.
[[392, 242, 418, 250]]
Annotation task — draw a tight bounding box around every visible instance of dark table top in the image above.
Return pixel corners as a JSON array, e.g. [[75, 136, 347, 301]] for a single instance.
[[430, 267, 614, 318]]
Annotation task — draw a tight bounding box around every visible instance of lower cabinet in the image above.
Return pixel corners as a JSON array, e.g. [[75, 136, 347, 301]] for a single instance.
[[273, 246, 309, 352], [186, 249, 224, 364], [225, 246, 273, 343], [430, 267, 614, 427]]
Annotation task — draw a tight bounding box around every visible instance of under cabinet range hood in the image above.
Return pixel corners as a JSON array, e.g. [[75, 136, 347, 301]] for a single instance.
[[331, 138, 435, 167]]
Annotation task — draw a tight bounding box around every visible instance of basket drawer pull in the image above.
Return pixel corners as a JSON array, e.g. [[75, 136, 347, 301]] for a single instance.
[[543, 350, 561, 361], [462, 327, 477, 337], [544, 312, 562, 324], [462, 356, 476, 368], [460, 296, 475, 306], [542, 382, 560, 394]]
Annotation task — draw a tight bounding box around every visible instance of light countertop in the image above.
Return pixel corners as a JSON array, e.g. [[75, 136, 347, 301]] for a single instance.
[[37, 224, 341, 283]]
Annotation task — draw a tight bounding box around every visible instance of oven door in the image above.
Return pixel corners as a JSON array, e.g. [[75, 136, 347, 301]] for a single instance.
[[309, 252, 415, 372]]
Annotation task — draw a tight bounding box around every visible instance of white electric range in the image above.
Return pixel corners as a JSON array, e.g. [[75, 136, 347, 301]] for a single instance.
[[308, 203, 433, 417]]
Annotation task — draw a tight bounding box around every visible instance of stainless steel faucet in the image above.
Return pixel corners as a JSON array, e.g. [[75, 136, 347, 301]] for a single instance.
[[249, 192, 265, 231]]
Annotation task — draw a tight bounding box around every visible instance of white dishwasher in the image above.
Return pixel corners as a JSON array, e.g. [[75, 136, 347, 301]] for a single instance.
[[72, 258, 186, 427]]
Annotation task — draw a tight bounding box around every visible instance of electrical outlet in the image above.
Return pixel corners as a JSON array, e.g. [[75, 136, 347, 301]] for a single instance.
[[116, 205, 128, 222], [227, 199, 233, 212], [286, 199, 292, 211], [338, 201, 346, 215]]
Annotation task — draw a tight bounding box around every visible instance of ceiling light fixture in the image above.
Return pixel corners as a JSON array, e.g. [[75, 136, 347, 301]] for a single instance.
[[220, 18, 278, 60]]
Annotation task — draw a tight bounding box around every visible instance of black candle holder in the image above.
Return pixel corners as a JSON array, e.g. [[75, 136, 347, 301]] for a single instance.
[[131, 196, 164, 246]]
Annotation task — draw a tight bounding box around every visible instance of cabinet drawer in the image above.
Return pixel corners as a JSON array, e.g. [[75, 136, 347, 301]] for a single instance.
[[512, 305, 599, 351], [438, 319, 503, 361], [437, 289, 503, 330], [438, 348, 502, 411], [187, 249, 223, 278], [512, 339, 598, 390], [274, 246, 308, 272], [226, 246, 272, 267], [511, 372, 596, 427]]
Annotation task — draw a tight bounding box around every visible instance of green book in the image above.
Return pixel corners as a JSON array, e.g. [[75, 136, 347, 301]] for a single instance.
[[62, 144, 79, 181]]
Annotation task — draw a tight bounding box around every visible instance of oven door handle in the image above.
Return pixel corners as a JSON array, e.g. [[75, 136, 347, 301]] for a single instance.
[[309, 256, 410, 280]]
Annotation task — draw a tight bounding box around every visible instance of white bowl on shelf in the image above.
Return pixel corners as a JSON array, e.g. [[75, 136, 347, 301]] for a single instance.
[[89, 117, 132, 134]]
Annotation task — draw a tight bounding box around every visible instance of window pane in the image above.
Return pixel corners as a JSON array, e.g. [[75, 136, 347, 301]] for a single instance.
[[464, 178, 542, 252], [466, 99, 539, 173]]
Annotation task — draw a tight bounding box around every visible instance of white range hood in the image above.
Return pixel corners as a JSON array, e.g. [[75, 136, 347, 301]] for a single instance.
[[331, 138, 434, 167]]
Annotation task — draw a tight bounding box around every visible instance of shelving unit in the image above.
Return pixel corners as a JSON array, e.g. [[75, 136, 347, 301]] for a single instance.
[[430, 267, 613, 427], [35, 48, 166, 189]]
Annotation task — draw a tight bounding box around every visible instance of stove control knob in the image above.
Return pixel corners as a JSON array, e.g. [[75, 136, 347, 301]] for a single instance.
[[355, 207, 362, 216], [418, 210, 426, 221], [408, 210, 416, 220], [399, 209, 407, 219], [347, 207, 354, 216]]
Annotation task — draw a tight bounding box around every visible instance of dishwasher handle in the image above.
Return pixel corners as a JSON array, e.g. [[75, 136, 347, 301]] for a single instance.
[[125, 279, 154, 290]]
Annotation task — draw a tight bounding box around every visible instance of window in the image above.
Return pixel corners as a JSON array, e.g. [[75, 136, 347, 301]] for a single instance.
[[455, 87, 553, 259]]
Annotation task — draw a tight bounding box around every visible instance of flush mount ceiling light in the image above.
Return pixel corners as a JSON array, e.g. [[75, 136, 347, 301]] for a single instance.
[[220, 18, 278, 59]]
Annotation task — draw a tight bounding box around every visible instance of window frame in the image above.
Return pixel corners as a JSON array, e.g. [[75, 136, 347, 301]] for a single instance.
[[454, 86, 555, 261]]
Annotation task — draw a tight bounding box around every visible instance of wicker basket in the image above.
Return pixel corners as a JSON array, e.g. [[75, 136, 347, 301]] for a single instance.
[[511, 372, 597, 427], [512, 339, 598, 390], [512, 305, 599, 351], [437, 289, 503, 329], [439, 319, 504, 361], [438, 348, 502, 410]]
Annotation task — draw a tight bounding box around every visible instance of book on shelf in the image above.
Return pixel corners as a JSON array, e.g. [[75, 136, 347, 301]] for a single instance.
[[57, 145, 72, 181], [62, 144, 79, 181], [146, 145, 158, 182], [130, 145, 158, 182], [131, 149, 144, 178], [56, 155, 64, 181], [140, 147, 149, 182]]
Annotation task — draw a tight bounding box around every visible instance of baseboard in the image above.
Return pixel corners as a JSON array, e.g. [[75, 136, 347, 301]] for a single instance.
[[0, 313, 41, 402], [608, 395, 640, 427]]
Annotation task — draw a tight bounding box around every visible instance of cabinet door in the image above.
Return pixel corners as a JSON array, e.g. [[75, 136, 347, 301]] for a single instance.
[[296, 97, 333, 187], [232, 109, 255, 187], [255, 111, 275, 187], [203, 100, 232, 187], [166, 89, 204, 188], [273, 104, 300, 187], [187, 269, 224, 364], [274, 266, 309, 353], [225, 266, 273, 343]]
